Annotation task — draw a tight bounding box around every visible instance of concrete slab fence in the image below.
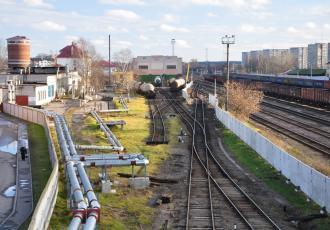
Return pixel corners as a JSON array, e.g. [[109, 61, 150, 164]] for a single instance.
[[2, 102, 59, 230], [208, 94, 330, 211]]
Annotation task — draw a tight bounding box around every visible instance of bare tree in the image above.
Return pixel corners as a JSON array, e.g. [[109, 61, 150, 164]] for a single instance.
[[76, 38, 103, 97], [113, 48, 133, 73], [0, 39, 7, 71], [219, 82, 263, 120]]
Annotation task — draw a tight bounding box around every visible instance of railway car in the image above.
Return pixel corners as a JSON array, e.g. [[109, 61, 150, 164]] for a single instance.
[[132, 81, 156, 98], [154, 76, 162, 86], [169, 78, 186, 90]]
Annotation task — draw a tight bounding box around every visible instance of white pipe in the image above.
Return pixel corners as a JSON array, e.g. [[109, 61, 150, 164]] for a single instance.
[[84, 213, 98, 230], [68, 215, 83, 230], [76, 163, 100, 209], [59, 116, 78, 155], [90, 111, 124, 150], [66, 162, 87, 210], [75, 145, 118, 151], [54, 116, 71, 160]]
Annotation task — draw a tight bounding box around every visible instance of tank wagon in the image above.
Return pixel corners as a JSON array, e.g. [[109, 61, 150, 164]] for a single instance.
[[154, 76, 162, 86], [133, 81, 156, 98], [169, 78, 186, 91]]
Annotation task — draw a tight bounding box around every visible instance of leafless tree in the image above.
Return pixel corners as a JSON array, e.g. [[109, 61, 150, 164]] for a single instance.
[[113, 48, 133, 73], [246, 53, 295, 74], [219, 82, 263, 120], [0, 39, 7, 71], [76, 38, 103, 97]]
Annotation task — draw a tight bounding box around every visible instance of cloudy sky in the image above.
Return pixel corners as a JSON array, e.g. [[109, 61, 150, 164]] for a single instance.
[[0, 0, 329, 61]]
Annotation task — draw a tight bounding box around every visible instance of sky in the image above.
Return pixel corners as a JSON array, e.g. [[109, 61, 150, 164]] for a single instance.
[[0, 0, 330, 62]]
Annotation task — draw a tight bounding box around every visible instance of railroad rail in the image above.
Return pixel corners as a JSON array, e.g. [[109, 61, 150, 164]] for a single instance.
[[146, 98, 168, 145], [251, 114, 330, 156], [163, 91, 281, 229], [262, 99, 330, 126]]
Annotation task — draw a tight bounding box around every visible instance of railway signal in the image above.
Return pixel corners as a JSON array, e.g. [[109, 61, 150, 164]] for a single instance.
[[222, 35, 235, 111]]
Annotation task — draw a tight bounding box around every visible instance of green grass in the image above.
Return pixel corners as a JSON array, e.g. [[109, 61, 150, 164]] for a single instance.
[[20, 123, 53, 229], [49, 96, 181, 229], [48, 126, 71, 229], [221, 127, 330, 229]]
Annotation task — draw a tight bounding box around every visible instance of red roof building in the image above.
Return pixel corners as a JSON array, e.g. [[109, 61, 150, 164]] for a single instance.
[[57, 42, 82, 58]]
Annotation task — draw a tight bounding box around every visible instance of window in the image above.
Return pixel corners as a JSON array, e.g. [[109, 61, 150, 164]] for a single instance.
[[167, 65, 176, 69], [138, 65, 148, 69]]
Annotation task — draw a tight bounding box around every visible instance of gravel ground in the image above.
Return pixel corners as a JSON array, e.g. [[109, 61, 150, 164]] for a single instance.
[[151, 101, 300, 229]]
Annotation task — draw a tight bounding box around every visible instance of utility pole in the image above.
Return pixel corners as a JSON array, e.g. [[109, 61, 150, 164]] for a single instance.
[[222, 35, 235, 111], [108, 34, 111, 86], [205, 48, 209, 74], [171, 38, 176, 56]]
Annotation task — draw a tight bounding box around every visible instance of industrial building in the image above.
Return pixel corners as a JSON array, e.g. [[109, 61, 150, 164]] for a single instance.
[[7, 36, 30, 69], [132, 55, 183, 76], [0, 36, 83, 106]]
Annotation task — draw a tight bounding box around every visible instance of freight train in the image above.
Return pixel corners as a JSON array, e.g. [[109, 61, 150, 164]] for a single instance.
[[204, 74, 330, 106]]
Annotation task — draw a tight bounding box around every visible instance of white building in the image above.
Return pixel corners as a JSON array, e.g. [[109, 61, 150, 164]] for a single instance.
[[132, 55, 182, 75], [289, 47, 308, 69], [308, 43, 328, 69]]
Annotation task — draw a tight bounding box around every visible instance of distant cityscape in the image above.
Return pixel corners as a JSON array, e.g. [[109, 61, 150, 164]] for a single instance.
[[242, 43, 330, 73]]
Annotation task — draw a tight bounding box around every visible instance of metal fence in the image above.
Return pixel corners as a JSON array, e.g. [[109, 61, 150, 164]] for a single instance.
[[2, 102, 59, 230], [208, 94, 330, 211]]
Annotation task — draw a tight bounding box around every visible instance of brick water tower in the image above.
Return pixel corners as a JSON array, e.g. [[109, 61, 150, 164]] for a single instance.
[[7, 36, 30, 69]]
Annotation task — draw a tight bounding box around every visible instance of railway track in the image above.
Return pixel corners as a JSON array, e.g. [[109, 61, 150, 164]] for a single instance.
[[163, 91, 281, 229], [262, 100, 330, 126], [194, 79, 330, 155], [251, 114, 330, 156], [146, 98, 168, 145]]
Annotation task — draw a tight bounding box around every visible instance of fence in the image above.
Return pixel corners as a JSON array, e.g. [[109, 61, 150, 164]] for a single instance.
[[208, 94, 330, 211], [2, 102, 59, 230]]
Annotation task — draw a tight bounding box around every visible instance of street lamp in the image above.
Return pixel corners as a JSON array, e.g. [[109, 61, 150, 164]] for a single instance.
[[222, 35, 235, 111], [171, 38, 176, 56]]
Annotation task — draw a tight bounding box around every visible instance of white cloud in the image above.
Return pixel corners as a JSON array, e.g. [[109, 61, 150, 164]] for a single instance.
[[287, 26, 298, 33], [324, 24, 330, 30], [163, 14, 177, 22], [92, 39, 106, 46], [106, 9, 140, 20], [139, 35, 149, 41], [32, 20, 66, 31], [189, 0, 270, 10], [99, 0, 145, 4], [240, 24, 276, 33], [309, 5, 330, 16], [306, 22, 316, 29], [207, 12, 218, 17], [23, 0, 52, 8], [176, 39, 190, 48], [160, 24, 189, 33], [116, 41, 133, 48], [65, 35, 79, 43], [240, 24, 255, 32]]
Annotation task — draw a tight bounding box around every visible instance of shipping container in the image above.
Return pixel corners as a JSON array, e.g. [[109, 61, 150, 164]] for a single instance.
[[314, 89, 330, 104], [324, 81, 330, 90], [313, 80, 324, 88], [16, 95, 28, 106]]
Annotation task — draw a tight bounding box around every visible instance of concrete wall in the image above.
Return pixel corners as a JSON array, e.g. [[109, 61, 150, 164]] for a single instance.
[[2, 102, 59, 230], [208, 94, 330, 211]]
